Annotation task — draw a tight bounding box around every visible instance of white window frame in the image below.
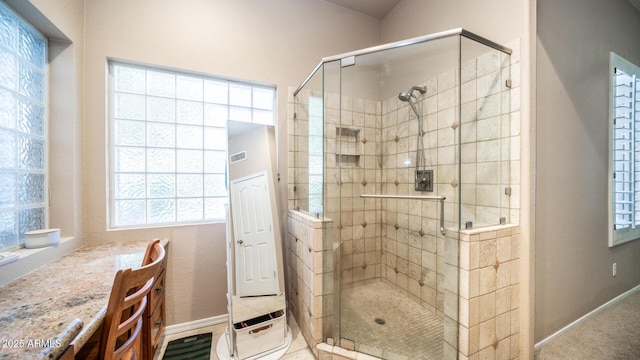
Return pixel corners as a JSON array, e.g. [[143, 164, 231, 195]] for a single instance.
[[609, 52, 640, 246], [107, 60, 275, 229]]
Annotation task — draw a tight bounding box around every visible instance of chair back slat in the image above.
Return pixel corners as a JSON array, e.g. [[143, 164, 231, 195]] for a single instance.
[[100, 240, 165, 360]]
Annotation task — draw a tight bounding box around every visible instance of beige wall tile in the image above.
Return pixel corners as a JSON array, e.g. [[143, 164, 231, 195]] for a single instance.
[[496, 337, 511, 360], [480, 292, 496, 322], [496, 312, 511, 340], [495, 287, 511, 316], [469, 296, 481, 327], [479, 318, 496, 350], [469, 324, 480, 354], [479, 346, 496, 360], [479, 267, 496, 295], [496, 262, 511, 289]]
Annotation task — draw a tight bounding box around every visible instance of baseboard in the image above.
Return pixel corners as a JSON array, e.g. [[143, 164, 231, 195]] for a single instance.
[[163, 314, 228, 336], [534, 284, 640, 350]]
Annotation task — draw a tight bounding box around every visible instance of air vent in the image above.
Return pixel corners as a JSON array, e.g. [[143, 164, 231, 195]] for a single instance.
[[230, 151, 247, 164]]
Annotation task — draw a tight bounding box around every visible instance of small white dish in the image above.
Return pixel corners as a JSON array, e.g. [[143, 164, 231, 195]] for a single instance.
[[24, 228, 61, 248]]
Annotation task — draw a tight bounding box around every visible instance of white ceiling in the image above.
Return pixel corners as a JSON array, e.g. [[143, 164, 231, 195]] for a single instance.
[[325, 0, 402, 19]]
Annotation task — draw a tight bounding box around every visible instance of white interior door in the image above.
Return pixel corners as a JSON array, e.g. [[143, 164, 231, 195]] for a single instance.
[[230, 172, 279, 297]]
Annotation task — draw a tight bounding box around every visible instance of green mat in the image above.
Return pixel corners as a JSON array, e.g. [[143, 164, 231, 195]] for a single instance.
[[162, 333, 212, 360]]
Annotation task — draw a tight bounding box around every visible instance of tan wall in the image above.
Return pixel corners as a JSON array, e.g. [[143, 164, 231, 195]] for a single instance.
[[81, 0, 381, 325], [381, 0, 524, 45], [535, 0, 640, 342]]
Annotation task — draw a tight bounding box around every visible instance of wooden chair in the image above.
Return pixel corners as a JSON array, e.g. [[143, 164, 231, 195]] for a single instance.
[[99, 240, 165, 360], [141, 238, 163, 267]]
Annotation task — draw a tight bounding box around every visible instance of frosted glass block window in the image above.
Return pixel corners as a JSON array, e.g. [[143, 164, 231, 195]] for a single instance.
[[610, 52, 640, 246], [109, 62, 275, 228], [308, 96, 323, 216], [0, 2, 47, 252]]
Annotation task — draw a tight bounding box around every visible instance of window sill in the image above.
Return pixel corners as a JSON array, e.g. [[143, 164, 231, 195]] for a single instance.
[[13, 236, 74, 257], [0, 236, 82, 287], [107, 220, 225, 231]]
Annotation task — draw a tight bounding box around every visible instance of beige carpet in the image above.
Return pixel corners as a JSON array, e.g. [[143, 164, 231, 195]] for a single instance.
[[535, 289, 640, 360]]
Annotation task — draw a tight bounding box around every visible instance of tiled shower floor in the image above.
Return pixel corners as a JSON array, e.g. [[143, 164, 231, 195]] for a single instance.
[[341, 281, 444, 359]]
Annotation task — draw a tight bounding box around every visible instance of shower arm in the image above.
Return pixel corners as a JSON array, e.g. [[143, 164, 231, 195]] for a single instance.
[[359, 194, 446, 235]]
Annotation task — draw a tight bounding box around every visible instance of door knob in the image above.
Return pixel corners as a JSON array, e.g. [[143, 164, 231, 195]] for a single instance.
[[237, 239, 244, 244]]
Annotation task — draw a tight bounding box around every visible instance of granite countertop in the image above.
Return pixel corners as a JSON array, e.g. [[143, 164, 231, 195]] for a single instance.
[[0, 240, 167, 359]]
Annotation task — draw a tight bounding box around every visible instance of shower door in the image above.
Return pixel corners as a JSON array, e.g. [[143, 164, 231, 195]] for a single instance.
[[330, 36, 461, 359]]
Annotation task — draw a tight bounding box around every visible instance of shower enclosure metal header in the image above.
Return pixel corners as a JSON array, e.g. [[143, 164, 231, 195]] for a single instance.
[[293, 27, 512, 96]]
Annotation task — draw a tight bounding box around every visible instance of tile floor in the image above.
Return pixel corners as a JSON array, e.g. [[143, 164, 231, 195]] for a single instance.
[[154, 282, 444, 360], [341, 281, 444, 359], [154, 314, 315, 360]]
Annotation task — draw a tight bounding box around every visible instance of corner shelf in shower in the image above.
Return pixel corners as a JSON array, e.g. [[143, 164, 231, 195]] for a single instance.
[[336, 127, 362, 166]]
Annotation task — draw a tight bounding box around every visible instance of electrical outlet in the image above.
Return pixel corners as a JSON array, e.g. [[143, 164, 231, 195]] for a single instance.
[[613, 263, 617, 277]]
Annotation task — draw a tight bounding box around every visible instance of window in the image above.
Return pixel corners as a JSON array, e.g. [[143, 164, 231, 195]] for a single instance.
[[308, 96, 323, 216], [109, 62, 275, 228], [0, 3, 48, 252], [610, 52, 640, 246]]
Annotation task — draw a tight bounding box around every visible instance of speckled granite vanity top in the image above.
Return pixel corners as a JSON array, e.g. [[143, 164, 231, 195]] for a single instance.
[[0, 240, 167, 359]]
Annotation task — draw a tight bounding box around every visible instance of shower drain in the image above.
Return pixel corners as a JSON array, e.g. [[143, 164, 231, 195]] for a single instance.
[[374, 317, 386, 325]]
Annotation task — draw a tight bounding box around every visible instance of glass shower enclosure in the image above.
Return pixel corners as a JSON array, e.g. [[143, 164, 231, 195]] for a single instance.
[[291, 28, 512, 359]]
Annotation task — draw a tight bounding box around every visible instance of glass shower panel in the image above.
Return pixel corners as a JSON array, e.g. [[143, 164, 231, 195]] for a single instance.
[[459, 36, 511, 229], [335, 36, 461, 359], [293, 65, 323, 216], [321, 59, 343, 343], [293, 59, 343, 343]]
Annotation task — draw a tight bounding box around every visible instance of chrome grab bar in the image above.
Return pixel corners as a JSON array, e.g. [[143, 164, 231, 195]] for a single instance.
[[359, 194, 447, 236]]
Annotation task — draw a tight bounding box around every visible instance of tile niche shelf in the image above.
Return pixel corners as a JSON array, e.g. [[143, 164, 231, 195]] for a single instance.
[[336, 127, 362, 166]]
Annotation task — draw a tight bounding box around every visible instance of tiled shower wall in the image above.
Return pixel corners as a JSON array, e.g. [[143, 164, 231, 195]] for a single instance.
[[286, 210, 331, 356], [326, 94, 384, 289], [289, 87, 385, 291], [379, 70, 457, 317], [378, 44, 520, 318], [458, 225, 521, 360]]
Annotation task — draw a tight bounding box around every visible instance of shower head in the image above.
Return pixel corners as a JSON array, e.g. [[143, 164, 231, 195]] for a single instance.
[[398, 85, 426, 101]]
